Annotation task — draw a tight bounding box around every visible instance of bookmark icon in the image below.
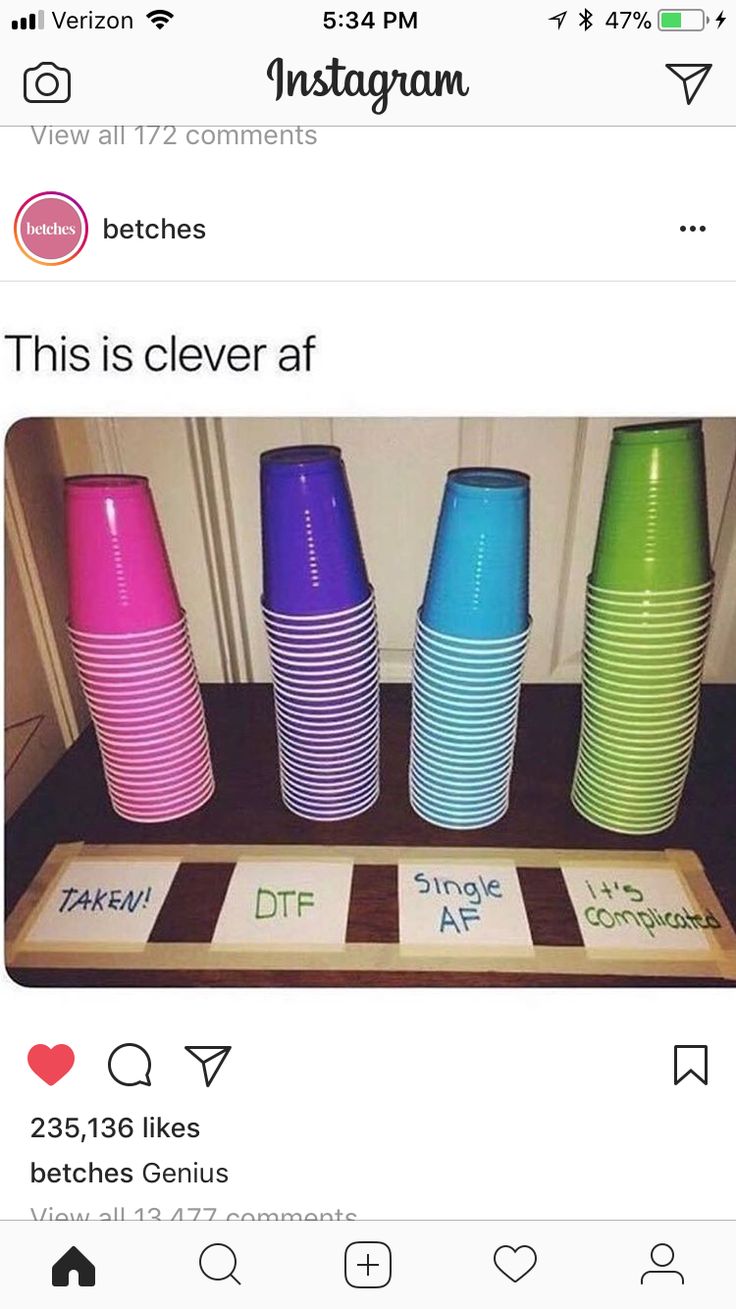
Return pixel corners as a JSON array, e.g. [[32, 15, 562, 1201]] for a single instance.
[[673, 1044, 708, 1085]]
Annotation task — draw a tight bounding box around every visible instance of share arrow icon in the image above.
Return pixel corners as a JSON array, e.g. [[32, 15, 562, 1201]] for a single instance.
[[185, 1045, 232, 1087], [666, 63, 713, 105]]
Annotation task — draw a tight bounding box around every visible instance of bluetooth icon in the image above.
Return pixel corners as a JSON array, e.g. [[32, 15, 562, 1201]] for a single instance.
[[579, 7, 593, 28]]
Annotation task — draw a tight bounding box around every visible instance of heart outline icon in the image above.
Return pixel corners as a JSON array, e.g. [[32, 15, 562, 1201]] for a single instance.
[[493, 1244, 538, 1282], [27, 1044, 75, 1086]]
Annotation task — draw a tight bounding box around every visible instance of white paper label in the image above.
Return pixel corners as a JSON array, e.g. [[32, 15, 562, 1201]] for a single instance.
[[561, 863, 722, 952], [398, 860, 532, 949], [213, 860, 353, 947], [24, 858, 179, 947]]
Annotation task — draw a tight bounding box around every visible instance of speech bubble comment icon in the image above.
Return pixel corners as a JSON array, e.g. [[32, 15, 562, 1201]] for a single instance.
[[107, 1043, 152, 1087]]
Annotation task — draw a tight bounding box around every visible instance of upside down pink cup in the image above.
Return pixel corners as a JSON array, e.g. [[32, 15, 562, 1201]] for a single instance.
[[65, 474, 181, 634], [87, 686, 205, 727], [67, 613, 189, 651], [94, 710, 207, 751], [70, 634, 193, 673], [76, 659, 200, 700], [104, 751, 214, 796], [105, 759, 214, 822], [103, 748, 213, 790], [79, 670, 202, 710], [108, 776, 215, 824], [94, 700, 208, 753], [104, 743, 213, 783], [83, 677, 202, 715], [99, 727, 210, 771]]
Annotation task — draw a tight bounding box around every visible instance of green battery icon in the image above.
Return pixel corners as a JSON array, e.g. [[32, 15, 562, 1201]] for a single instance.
[[658, 9, 706, 28]]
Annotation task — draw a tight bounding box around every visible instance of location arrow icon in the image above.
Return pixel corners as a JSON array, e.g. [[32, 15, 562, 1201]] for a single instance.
[[666, 63, 713, 104], [549, 10, 567, 27], [185, 1045, 231, 1087]]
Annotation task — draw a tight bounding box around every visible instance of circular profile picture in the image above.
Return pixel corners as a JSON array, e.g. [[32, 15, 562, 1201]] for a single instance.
[[14, 191, 88, 266]]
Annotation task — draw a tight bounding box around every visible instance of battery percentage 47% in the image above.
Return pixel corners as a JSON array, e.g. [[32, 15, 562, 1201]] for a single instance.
[[605, 9, 652, 25]]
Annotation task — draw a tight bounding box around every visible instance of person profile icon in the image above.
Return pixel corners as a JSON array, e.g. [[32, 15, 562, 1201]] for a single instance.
[[641, 1243, 684, 1285]]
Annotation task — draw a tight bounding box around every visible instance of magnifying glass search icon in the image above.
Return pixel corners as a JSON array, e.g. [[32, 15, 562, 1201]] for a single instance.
[[199, 1243, 241, 1285]]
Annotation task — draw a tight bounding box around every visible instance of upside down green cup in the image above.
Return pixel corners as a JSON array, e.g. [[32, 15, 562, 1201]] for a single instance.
[[571, 800, 680, 835], [586, 584, 713, 613], [573, 780, 682, 825], [579, 722, 699, 755], [590, 421, 711, 591], [574, 766, 684, 808], [581, 696, 701, 731], [583, 644, 706, 673], [584, 615, 710, 653], [582, 669, 705, 700], [578, 728, 696, 763], [583, 678, 701, 708], [580, 695, 701, 731], [582, 682, 701, 709], [577, 729, 695, 770], [582, 646, 706, 681], [577, 743, 691, 783], [580, 712, 700, 743], [582, 665, 704, 696], [574, 767, 687, 807], [573, 765, 685, 809], [584, 610, 712, 644], [587, 576, 714, 604], [579, 752, 695, 784]]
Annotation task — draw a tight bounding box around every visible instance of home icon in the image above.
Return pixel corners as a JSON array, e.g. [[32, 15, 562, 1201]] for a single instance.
[[51, 1246, 96, 1287]]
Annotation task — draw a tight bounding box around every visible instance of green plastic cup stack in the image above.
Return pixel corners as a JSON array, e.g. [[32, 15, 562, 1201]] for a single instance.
[[571, 421, 714, 834]]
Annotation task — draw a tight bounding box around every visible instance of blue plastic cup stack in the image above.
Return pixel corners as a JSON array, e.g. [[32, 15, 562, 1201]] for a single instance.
[[260, 446, 380, 820], [409, 469, 531, 829]]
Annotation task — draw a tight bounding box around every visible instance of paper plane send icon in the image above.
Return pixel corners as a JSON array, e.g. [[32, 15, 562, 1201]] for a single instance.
[[185, 1045, 231, 1087], [666, 63, 712, 104]]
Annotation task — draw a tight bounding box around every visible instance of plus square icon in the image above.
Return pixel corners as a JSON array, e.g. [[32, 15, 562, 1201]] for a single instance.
[[344, 1242, 392, 1289]]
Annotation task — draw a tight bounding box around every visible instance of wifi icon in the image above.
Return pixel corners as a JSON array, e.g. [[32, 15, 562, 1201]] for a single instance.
[[146, 8, 173, 28]]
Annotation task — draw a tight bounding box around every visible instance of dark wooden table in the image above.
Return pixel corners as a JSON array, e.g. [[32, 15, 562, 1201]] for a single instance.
[[6, 684, 736, 987]]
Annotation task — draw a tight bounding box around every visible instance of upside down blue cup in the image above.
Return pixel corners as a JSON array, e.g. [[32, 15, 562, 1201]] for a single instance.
[[260, 446, 371, 616], [421, 469, 530, 639]]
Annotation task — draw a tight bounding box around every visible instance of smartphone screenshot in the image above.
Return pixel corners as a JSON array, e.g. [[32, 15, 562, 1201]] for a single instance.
[[2, 1, 734, 1303]]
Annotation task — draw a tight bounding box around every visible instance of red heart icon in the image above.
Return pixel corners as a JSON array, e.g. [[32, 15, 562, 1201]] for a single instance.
[[27, 1044, 75, 1085]]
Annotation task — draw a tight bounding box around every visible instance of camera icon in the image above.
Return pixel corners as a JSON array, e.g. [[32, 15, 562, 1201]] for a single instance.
[[23, 62, 71, 104]]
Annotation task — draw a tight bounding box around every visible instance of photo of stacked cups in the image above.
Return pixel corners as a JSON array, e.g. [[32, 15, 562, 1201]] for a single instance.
[[572, 421, 714, 834], [260, 446, 380, 820], [410, 469, 532, 829], [65, 475, 214, 822]]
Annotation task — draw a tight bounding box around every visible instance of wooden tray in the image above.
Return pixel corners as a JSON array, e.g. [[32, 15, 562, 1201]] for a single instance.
[[6, 843, 736, 980]]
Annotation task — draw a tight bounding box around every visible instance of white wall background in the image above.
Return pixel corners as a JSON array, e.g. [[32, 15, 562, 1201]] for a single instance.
[[6, 415, 736, 810]]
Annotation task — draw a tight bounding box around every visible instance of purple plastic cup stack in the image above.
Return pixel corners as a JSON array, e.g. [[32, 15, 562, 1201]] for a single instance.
[[65, 475, 214, 823], [261, 447, 380, 820]]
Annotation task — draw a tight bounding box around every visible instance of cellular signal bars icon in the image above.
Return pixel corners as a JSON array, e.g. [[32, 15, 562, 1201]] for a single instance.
[[11, 8, 45, 28]]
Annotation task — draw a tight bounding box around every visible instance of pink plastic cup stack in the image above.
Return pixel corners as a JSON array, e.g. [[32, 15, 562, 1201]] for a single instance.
[[65, 475, 214, 822]]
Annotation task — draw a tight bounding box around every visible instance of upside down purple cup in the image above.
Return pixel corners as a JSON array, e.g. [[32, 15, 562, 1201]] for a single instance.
[[260, 446, 371, 615]]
